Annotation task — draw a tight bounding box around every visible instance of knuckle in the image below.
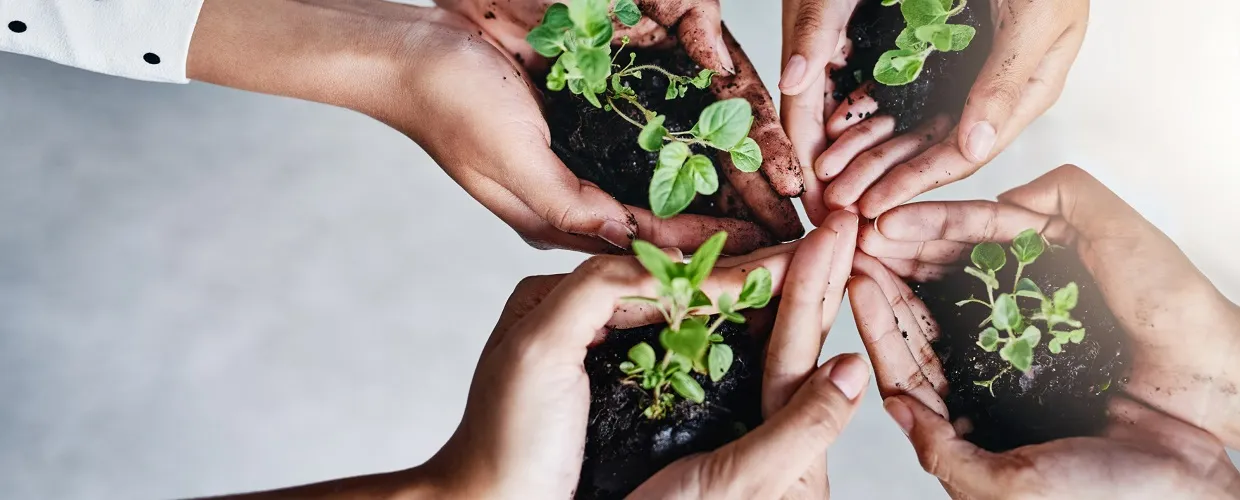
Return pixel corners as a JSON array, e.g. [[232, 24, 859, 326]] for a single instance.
[[981, 78, 1024, 109]]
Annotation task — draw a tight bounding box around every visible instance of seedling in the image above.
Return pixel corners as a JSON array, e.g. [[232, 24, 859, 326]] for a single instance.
[[957, 229, 1086, 380], [620, 232, 772, 419], [527, 0, 763, 218], [872, 0, 976, 86]]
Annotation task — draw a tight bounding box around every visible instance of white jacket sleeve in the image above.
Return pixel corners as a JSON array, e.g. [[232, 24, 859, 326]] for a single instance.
[[0, 0, 206, 83]]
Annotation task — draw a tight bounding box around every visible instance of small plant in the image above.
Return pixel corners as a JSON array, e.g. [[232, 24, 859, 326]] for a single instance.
[[620, 232, 772, 419], [872, 0, 976, 86], [958, 229, 1086, 388], [526, 0, 763, 218]]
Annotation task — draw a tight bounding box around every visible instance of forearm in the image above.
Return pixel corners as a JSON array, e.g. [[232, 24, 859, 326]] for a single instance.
[[199, 467, 443, 500]]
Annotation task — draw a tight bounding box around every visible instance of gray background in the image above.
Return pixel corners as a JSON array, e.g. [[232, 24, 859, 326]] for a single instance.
[[1, 0, 1238, 498]]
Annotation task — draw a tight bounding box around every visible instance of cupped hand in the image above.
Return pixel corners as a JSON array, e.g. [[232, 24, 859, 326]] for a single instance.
[[857, 164, 1240, 448], [799, 0, 1089, 221], [847, 253, 1240, 499]]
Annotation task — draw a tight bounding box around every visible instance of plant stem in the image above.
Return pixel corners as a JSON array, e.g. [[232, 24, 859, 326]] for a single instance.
[[606, 96, 646, 129], [707, 315, 727, 335], [1012, 262, 1026, 291], [620, 64, 681, 81], [947, 0, 968, 16], [986, 286, 995, 307]]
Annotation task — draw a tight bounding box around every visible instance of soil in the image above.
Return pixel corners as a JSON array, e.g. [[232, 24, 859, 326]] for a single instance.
[[831, 0, 993, 131], [576, 320, 763, 499], [542, 48, 743, 219], [911, 246, 1131, 452]]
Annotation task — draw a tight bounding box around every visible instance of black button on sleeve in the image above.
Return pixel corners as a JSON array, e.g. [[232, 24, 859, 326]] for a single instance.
[[8, 21, 27, 33], [143, 53, 161, 65]]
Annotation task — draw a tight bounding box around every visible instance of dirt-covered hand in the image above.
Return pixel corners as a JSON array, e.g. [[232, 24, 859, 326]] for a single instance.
[[629, 212, 864, 499], [848, 255, 1240, 499], [857, 164, 1240, 449], [811, 0, 1089, 219]]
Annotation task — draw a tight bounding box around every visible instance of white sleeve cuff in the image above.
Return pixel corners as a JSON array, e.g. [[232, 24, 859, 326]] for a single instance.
[[1, 0, 206, 83]]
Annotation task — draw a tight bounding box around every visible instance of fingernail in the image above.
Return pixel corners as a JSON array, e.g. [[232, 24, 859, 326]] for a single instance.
[[715, 35, 735, 75], [828, 354, 869, 400], [600, 221, 634, 249], [964, 121, 996, 163], [780, 55, 807, 93], [884, 398, 914, 436]]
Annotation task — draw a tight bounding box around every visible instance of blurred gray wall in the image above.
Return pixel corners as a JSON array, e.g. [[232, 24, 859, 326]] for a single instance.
[[1, 1, 1237, 498]]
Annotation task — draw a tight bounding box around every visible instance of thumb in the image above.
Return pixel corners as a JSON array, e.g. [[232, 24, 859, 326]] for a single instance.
[[700, 354, 869, 498], [512, 147, 639, 249], [883, 395, 1001, 497], [780, 0, 858, 95], [636, 0, 732, 74]]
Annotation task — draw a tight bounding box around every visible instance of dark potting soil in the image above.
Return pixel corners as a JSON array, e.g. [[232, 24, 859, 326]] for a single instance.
[[576, 320, 763, 499], [831, 0, 993, 131], [542, 48, 732, 217], [911, 246, 1131, 452]]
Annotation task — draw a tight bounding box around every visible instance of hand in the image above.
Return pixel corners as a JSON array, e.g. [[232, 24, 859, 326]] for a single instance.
[[856, 164, 1240, 448], [799, 0, 1089, 220], [847, 252, 1240, 499]]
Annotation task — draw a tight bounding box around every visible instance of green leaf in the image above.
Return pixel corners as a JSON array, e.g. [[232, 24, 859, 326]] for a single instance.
[[686, 232, 727, 287], [582, 87, 603, 108], [737, 267, 773, 309], [901, 0, 949, 28], [708, 344, 734, 382], [882, 0, 900, 6], [1048, 339, 1063, 354], [1010, 229, 1046, 264], [948, 24, 976, 51], [914, 24, 953, 51], [527, 26, 566, 57], [895, 28, 927, 51], [670, 372, 706, 403], [665, 81, 681, 100], [694, 98, 754, 150], [613, 0, 641, 26], [546, 59, 568, 91], [1053, 283, 1080, 311], [569, 0, 611, 41], [1019, 325, 1041, 348], [689, 289, 712, 309], [667, 352, 692, 373], [638, 115, 667, 152], [576, 46, 611, 85], [991, 294, 1021, 331], [709, 333, 724, 343], [1014, 278, 1043, 299], [542, 3, 574, 30], [690, 69, 715, 89], [964, 266, 1000, 290], [976, 327, 999, 352], [685, 154, 718, 195], [971, 242, 1007, 272], [874, 49, 927, 86], [1068, 328, 1085, 343], [729, 137, 762, 173], [1000, 338, 1033, 372], [631, 240, 679, 285], [660, 320, 710, 361], [716, 293, 745, 323], [650, 142, 696, 218], [628, 342, 656, 371], [619, 360, 637, 373]]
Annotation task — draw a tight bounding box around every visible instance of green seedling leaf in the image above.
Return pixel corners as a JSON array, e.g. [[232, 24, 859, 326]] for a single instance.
[[1000, 338, 1033, 372], [882, 0, 900, 6], [694, 98, 754, 150], [631, 240, 678, 285], [1011, 229, 1046, 264], [689, 289, 712, 309], [947, 24, 976, 51], [582, 87, 603, 108], [874, 49, 926, 86], [976, 327, 999, 352], [737, 267, 773, 309], [638, 115, 668, 152], [686, 154, 718, 194], [527, 4, 573, 57], [569, 0, 611, 43], [670, 372, 706, 403], [716, 293, 746, 323], [1048, 338, 1064, 354], [670, 277, 693, 306], [1014, 278, 1043, 299], [650, 142, 696, 218], [901, 0, 949, 28], [546, 59, 568, 91], [619, 361, 638, 373], [895, 28, 927, 51], [914, 24, 953, 51], [971, 242, 1007, 272], [709, 333, 724, 343], [576, 46, 611, 85], [665, 81, 681, 100], [690, 69, 716, 89], [973, 378, 996, 396], [708, 344, 734, 382], [729, 137, 762, 173], [667, 352, 692, 373], [991, 293, 1021, 331], [628, 342, 656, 371], [641, 374, 658, 389], [686, 232, 727, 287], [660, 319, 710, 361], [613, 0, 641, 26], [1053, 282, 1080, 311], [1068, 328, 1085, 343], [1019, 325, 1042, 348], [964, 266, 1000, 290]]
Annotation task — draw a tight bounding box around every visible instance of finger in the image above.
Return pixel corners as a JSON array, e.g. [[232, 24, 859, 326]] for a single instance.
[[957, 5, 1080, 163], [877, 257, 955, 283], [779, 0, 857, 95], [996, 164, 1147, 243], [716, 139, 806, 243], [763, 221, 846, 414], [781, 76, 829, 208], [848, 275, 946, 416], [636, 0, 732, 74], [814, 115, 896, 181], [825, 115, 952, 211], [629, 207, 773, 255], [716, 29, 806, 199], [858, 220, 970, 265], [875, 200, 1055, 243], [711, 354, 869, 499], [882, 395, 1000, 497], [825, 83, 879, 140]]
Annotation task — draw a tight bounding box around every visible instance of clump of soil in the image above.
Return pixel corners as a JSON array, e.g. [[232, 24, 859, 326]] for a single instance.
[[831, 0, 993, 131], [576, 320, 763, 499], [542, 48, 736, 218], [911, 247, 1130, 452]]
